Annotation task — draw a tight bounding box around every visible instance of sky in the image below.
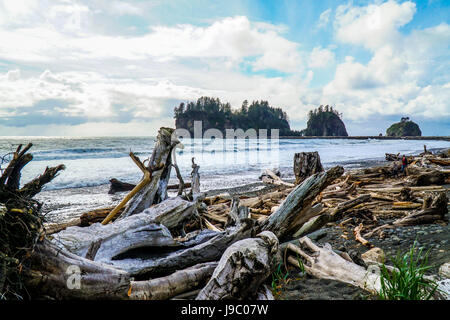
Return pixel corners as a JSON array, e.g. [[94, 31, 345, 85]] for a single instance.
[[0, 0, 449, 136]]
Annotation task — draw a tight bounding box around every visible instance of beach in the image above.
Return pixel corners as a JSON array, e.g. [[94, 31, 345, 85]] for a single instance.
[[1, 136, 445, 224]]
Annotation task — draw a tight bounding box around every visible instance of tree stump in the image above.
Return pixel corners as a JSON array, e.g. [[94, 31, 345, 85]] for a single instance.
[[293, 151, 324, 185]]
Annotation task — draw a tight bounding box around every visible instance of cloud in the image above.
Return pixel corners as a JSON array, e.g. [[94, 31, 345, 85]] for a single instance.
[[0, 0, 448, 136], [317, 8, 331, 29], [308, 47, 335, 68], [0, 13, 303, 73], [334, 0, 416, 50], [322, 1, 450, 122]]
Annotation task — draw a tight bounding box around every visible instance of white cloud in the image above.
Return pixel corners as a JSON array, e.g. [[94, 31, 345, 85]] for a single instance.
[[323, 1, 450, 122], [334, 0, 416, 50], [317, 8, 331, 29], [0, 14, 303, 73], [108, 1, 142, 16], [308, 47, 335, 68]]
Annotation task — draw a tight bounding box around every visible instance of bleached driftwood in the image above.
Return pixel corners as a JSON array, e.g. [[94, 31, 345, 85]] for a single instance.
[[25, 240, 131, 300], [196, 231, 278, 300], [52, 197, 197, 262], [286, 237, 381, 294], [129, 262, 218, 300], [117, 127, 181, 220], [259, 166, 344, 239]]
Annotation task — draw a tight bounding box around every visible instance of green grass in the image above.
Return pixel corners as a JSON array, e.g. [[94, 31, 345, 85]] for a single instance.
[[378, 241, 438, 300]]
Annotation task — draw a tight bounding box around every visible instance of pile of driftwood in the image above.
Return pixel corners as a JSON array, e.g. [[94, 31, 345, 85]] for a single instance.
[[2, 131, 449, 300]]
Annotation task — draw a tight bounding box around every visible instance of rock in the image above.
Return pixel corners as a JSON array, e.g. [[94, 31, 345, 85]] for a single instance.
[[361, 247, 385, 264], [386, 118, 421, 137], [300, 106, 348, 137], [439, 262, 450, 278]]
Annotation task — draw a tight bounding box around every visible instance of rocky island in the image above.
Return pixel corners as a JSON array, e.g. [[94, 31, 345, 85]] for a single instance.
[[174, 96, 294, 136], [300, 105, 348, 136], [386, 117, 422, 137]]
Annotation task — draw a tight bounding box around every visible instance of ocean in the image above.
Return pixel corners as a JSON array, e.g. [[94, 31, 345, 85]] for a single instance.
[[1, 136, 449, 223]]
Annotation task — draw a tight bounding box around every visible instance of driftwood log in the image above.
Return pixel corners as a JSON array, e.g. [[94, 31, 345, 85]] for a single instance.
[[51, 197, 198, 264], [105, 127, 181, 223], [196, 231, 278, 300], [286, 237, 381, 294], [259, 166, 344, 240], [293, 151, 324, 185]]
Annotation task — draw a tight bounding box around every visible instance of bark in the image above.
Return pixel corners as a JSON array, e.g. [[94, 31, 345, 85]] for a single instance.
[[259, 166, 344, 239], [105, 220, 254, 277], [189, 157, 201, 201], [286, 237, 381, 294], [293, 151, 324, 185], [119, 127, 180, 219], [24, 240, 130, 300], [51, 197, 197, 263], [129, 262, 217, 300], [393, 191, 448, 226], [329, 194, 371, 219], [196, 231, 278, 300]]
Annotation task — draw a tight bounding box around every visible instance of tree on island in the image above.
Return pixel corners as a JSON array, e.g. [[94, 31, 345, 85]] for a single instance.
[[300, 105, 348, 137], [174, 96, 294, 136], [386, 117, 421, 137]]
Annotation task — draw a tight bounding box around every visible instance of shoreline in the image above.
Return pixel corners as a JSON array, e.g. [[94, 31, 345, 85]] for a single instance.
[[40, 146, 450, 300], [38, 157, 390, 224]]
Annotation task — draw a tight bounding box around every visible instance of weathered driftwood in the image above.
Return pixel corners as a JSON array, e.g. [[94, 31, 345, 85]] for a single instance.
[[255, 285, 275, 300], [385, 153, 400, 161], [116, 128, 181, 221], [196, 231, 278, 300], [330, 194, 371, 218], [129, 262, 217, 300], [259, 166, 344, 239], [406, 167, 446, 186], [25, 240, 131, 300], [286, 237, 381, 294], [364, 192, 448, 238], [105, 221, 254, 277], [291, 203, 324, 238], [353, 223, 371, 247], [189, 157, 201, 201], [52, 197, 197, 262], [108, 178, 191, 195], [293, 151, 324, 185], [393, 191, 448, 226], [260, 169, 294, 187]]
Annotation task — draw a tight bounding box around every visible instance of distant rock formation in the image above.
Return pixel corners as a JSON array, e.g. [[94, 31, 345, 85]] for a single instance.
[[300, 105, 348, 137], [386, 117, 422, 137], [174, 97, 296, 136]]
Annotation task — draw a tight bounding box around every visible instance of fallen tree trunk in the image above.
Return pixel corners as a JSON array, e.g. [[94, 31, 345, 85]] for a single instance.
[[129, 262, 217, 300], [259, 166, 344, 239], [24, 240, 131, 300], [52, 197, 198, 262], [196, 231, 278, 300]]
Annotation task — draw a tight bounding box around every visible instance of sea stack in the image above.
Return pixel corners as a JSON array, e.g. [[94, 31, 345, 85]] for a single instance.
[[386, 117, 422, 137], [301, 105, 348, 136]]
